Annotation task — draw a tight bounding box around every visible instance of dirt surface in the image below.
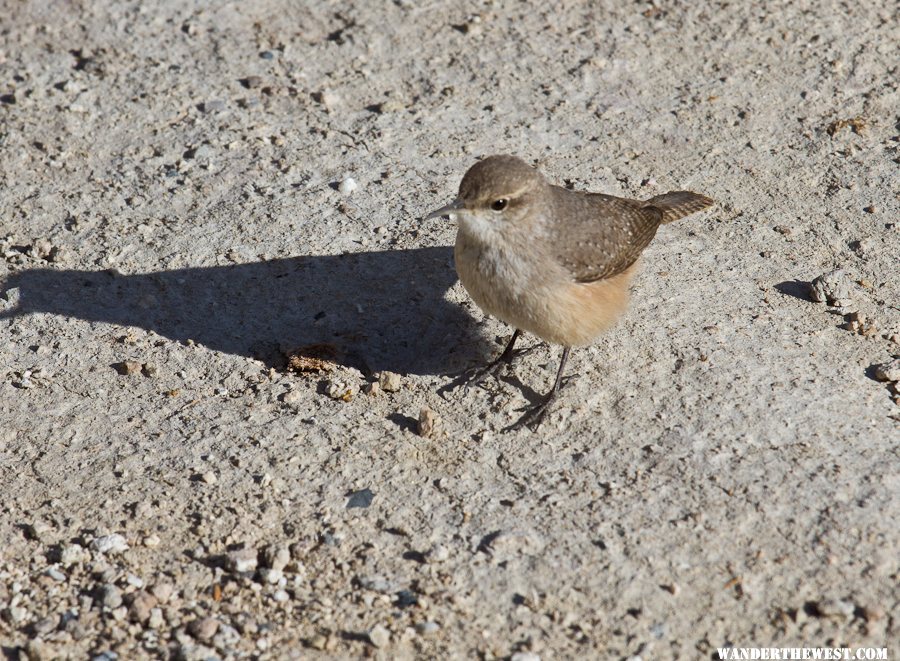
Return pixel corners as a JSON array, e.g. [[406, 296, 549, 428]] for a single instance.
[[1, 0, 898, 659]]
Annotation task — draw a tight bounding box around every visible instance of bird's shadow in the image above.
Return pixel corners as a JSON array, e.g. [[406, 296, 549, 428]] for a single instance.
[[0, 246, 491, 375]]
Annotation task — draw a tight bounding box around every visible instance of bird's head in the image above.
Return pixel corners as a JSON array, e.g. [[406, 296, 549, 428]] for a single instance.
[[425, 155, 549, 237]]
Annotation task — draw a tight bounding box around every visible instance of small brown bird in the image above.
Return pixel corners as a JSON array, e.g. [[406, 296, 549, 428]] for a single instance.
[[427, 155, 714, 430]]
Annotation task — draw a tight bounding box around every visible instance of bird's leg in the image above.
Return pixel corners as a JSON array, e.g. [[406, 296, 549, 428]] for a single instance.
[[467, 329, 521, 387], [507, 347, 570, 432]]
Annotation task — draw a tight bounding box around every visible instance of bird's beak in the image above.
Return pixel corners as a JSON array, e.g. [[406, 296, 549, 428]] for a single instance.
[[424, 198, 463, 220]]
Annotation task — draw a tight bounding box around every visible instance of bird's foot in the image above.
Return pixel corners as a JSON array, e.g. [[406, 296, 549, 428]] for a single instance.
[[504, 346, 571, 432]]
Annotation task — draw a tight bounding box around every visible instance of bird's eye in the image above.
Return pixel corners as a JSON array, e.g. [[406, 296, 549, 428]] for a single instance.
[[491, 198, 509, 211]]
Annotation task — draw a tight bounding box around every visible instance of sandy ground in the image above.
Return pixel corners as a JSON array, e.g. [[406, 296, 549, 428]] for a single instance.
[[1, 0, 898, 659]]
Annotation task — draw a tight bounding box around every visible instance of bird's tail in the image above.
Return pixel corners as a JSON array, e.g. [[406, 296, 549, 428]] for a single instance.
[[644, 191, 714, 224]]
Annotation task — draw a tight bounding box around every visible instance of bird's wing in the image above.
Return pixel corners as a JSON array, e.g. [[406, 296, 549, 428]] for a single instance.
[[550, 187, 664, 283]]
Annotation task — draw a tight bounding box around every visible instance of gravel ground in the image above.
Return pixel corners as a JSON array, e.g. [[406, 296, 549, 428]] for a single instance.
[[1, 0, 898, 659]]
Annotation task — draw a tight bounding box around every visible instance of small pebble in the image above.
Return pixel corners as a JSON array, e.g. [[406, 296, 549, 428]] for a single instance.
[[873, 359, 900, 382], [201, 471, 217, 485], [148, 608, 165, 629], [8, 606, 28, 623], [1, 287, 21, 310], [48, 246, 67, 264], [91, 534, 129, 555], [128, 591, 157, 623], [188, 617, 219, 642], [264, 545, 291, 571], [32, 614, 58, 635], [272, 589, 290, 602], [280, 390, 303, 405], [91, 652, 117, 661], [338, 177, 358, 195], [308, 634, 328, 650], [100, 584, 123, 609], [358, 575, 394, 593], [511, 654, 541, 661], [26, 520, 52, 541], [429, 544, 450, 562], [176, 644, 217, 661], [260, 568, 283, 584], [367, 624, 390, 648], [64, 618, 87, 640], [113, 361, 142, 376], [31, 238, 54, 260], [808, 269, 853, 306], [858, 604, 885, 622], [378, 371, 401, 392], [813, 598, 854, 620], [45, 567, 66, 582], [415, 621, 440, 635], [213, 623, 241, 648], [27, 640, 51, 659], [202, 99, 225, 112], [325, 379, 354, 401], [151, 582, 174, 603], [143, 534, 161, 548], [418, 407, 439, 437], [313, 89, 341, 109], [225, 548, 258, 573], [363, 381, 381, 396], [346, 488, 374, 509]]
